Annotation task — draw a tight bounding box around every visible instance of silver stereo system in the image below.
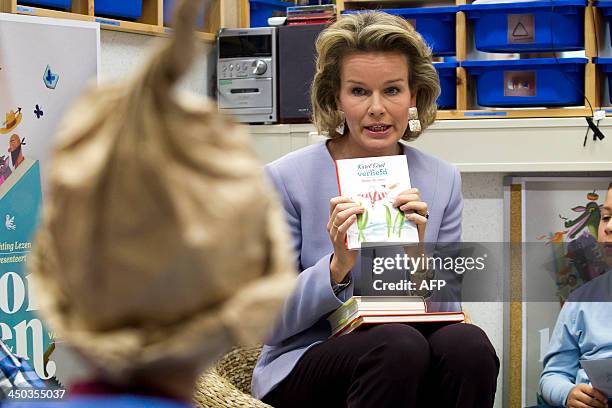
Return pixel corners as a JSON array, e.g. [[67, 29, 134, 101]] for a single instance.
[[217, 27, 277, 124]]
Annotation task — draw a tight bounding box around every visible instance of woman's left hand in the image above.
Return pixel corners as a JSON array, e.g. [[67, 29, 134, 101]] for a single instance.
[[393, 188, 428, 242]]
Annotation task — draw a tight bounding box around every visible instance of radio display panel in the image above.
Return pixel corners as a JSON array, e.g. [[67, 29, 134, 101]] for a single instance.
[[219, 35, 272, 58]]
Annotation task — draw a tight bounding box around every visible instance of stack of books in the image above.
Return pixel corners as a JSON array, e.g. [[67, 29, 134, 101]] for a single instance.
[[286, 4, 336, 26], [328, 296, 465, 337]]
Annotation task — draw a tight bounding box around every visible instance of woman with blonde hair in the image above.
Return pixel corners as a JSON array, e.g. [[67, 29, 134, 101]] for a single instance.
[[252, 12, 499, 407]]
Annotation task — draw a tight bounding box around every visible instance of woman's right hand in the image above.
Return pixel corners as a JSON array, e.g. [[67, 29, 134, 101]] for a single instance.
[[327, 196, 364, 284], [566, 384, 608, 408]]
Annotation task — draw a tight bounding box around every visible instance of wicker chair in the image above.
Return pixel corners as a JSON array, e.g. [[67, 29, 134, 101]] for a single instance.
[[194, 345, 272, 408]]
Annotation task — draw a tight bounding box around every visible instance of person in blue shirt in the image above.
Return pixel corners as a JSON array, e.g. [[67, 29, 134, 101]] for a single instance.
[[539, 182, 612, 408]]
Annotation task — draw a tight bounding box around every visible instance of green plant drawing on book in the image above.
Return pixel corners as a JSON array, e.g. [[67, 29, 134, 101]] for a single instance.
[[393, 209, 405, 238], [384, 205, 392, 238], [356, 208, 369, 242]]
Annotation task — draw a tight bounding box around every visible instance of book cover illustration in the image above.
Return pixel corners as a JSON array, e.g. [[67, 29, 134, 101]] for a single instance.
[[0, 158, 49, 378], [335, 155, 418, 249], [536, 187, 608, 303]]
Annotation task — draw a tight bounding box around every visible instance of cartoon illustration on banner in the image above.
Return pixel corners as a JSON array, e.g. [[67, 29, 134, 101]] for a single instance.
[[0, 13, 99, 380]]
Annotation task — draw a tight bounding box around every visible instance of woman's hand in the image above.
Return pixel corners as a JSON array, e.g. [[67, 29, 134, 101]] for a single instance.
[[393, 188, 428, 242], [566, 384, 608, 408], [327, 196, 364, 284]]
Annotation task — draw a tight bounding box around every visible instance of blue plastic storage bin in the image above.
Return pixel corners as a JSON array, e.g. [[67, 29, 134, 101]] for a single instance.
[[19, 0, 70, 9], [250, 0, 293, 28], [596, 1, 612, 44], [95, 0, 143, 20], [163, 0, 205, 28], [462, 58, 587, 107], [460, 1, 586, 53], [343, 7, 457, 56], [594, 57, 612, 103], [434, 62, 458, 109]]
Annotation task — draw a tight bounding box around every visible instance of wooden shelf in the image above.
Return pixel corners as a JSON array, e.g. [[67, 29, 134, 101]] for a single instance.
[[93, 14, 162, 36], [0, 0, 243, 42], [161, 26, 216, 41], [437, 107, 593, 120], [333, 1, 612, 119], [14, 4, 92, 21], [195, 31, 216, 42]]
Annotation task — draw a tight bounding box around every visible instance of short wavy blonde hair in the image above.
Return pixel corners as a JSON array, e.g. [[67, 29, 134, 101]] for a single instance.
[[311, 12, 440, 141]]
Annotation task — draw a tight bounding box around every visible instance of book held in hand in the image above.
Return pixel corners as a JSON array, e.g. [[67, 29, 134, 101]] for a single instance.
[[328, 296, 465, 337], [580, 358, 612, 397], [335, 155, 418, 249]]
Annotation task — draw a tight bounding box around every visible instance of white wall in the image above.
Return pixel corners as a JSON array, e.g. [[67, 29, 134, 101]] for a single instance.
[[99, 30, 216, 96], [461, 173, 506, 408]]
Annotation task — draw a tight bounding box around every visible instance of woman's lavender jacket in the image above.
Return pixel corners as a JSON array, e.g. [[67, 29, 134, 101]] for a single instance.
[[252, 141, 463, 399]]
